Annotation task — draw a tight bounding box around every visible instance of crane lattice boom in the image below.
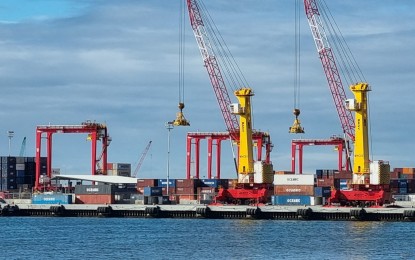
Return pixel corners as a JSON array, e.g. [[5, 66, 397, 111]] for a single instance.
[[133, 141, 152, 177], [304, 0, 355, 141], [187, 0, 239, 138]]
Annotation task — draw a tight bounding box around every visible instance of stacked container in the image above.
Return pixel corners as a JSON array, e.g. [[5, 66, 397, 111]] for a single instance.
[[272, 174, 317, 205], [176, 179, 200, 203], [136, 178, 158, 194], [75, 185, 115, 204], [315, 169, 352, 189], [107, 163, 131, 177], [0, 156, 45, 191]]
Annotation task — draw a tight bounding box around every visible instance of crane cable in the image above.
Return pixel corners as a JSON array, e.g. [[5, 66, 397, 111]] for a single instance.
[[293, 0, 301, 110], [198, 0, 250, 93], [179, 0, 186, 104], [318, 0, 373, 159]]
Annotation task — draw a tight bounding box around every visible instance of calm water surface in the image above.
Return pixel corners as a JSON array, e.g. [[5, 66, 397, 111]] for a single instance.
[[1, 217, 414, 260]]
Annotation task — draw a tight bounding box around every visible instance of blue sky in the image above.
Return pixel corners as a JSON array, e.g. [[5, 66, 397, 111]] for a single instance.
[[0, 1, 414, 179]]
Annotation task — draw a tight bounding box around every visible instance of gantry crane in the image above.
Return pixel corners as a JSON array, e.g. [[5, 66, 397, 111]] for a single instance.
[[303, 0, 391, 206], [186, 0, 273, 204], [35, 121, 110, 191], [132, 141, 152, 178]]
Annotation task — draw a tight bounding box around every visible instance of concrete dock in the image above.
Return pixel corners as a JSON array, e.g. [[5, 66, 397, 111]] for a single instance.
[[2, 203, 415, 221]]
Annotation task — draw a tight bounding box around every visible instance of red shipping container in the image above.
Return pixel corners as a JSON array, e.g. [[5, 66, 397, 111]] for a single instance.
[[162, 187, 176, 196], [107, 163, 113, 170], [316, 178, 335, 187], [390, 171, 399, 179], [137, 179, 158, 188], [175, 179, 200, 188], [197, 187, 217, 194], [75, 194, 114, 204], [274, 185, 314, 196], [176, 187, 195, 195], [335, 171, 353, 180]]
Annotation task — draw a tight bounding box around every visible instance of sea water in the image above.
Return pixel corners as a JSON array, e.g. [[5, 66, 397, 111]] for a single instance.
[[1, 217, 414, 259]]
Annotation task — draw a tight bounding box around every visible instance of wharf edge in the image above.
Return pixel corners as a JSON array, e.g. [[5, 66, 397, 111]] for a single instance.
[[2, 204, 415, 221]]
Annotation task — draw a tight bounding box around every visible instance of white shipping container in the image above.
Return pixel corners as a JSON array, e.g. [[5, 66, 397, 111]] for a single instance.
[[274, 174, 314, 185]]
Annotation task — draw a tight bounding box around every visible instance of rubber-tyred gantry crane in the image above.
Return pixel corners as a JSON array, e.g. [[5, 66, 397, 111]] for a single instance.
[[35, 121, 110, 190], [303, 0, 391, 206]]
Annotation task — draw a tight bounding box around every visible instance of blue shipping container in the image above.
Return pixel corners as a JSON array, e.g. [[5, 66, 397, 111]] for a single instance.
[[32, 194, 72, 204], [399, 180, 408, 188], [314, 187, 331, 198], [158, 179, 176, 187], [144, 187, 163, 196], [271, 195, 313, 206], [399, 188, 408, 194], [200, 179, 228, 188]]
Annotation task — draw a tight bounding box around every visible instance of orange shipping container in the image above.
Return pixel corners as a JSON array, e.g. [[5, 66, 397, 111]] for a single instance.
[[274, 185, 314, 196], [402, 168, 415, 174], [178, 195, 197, 201]]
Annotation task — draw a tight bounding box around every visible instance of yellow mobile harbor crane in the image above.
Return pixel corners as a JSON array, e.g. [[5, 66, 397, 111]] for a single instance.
[[304, 0, 391, 206], [215, 88, 274, 204]]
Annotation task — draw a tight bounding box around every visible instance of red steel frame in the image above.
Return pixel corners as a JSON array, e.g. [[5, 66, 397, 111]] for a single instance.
[[35, 121, 109, 190], [186, 131, 272, 179], [291, 137, 349, 174]]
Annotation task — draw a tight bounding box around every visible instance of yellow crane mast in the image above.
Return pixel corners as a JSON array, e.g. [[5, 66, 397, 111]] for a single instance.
[[346, 83, 370, 181]]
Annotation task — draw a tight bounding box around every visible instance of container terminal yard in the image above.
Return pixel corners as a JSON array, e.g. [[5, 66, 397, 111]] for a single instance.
[[1, 1, 415, 221]]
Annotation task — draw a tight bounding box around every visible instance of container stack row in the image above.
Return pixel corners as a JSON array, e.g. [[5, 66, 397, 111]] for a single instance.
[[390, 167, 415, 194], [136, 178, 232, 205], [271, 173, 331, 206], [107, 163, 131, 177], [0, 156, 46, 191]]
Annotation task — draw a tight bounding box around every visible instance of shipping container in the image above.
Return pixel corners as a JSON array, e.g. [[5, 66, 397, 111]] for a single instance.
[[75, 194, 114, 204], [137, 178, 158, 188], [144, 187, 162, 196], [197, 187, 217, 194], [75, 185, 114, 195], [112, 163, 131, 170], [399, 180, 408, 188], [176, 187, 195, 195], [32, 193, 72, 204], [271, 195, 316, 206], [314, 187, 332, 198], [274, 185, 314, 196], [275, 171, 294, 175], [399, 187, 408, 194], [274, 174, 314, 185], [403, 168, 415, 174], [161, 187, 176, 196], [158, 179, 176, 188], [175, 179, 200, 188], [316, 178, 335, 187], [200, 179, 228, 188]]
